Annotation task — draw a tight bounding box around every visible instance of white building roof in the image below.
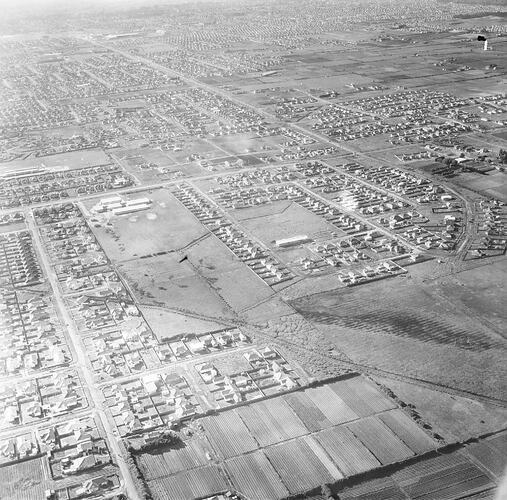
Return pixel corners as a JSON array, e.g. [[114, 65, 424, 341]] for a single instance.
[[275, 235, 311, 247]]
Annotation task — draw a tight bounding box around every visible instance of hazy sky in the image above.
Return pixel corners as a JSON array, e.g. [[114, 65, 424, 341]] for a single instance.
[[0, 0, 219, 6], [0, 0, 223, 12], [0, 0, 228, 20]]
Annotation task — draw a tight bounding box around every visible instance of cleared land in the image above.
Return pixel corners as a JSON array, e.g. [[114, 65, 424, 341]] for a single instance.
[[431, 260, 507, 335], [372, 375, 507, 443], [139, 306, 230, 340], [87, 189, 209, 262], [119, 254, 236, 320], [241, 202, 336, 248], [290, 279, 507, 400], [186, 234, 274, 312]]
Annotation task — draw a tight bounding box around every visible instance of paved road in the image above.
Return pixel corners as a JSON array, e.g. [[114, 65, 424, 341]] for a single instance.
[[26, 211, 142, 500], [0, 158, 299, 216], [88, 36, 477, 256], [1, 39, 490, 486]]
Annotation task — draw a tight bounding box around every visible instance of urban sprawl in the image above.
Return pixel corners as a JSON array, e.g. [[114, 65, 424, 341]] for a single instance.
[[0, 1, 506, 500]]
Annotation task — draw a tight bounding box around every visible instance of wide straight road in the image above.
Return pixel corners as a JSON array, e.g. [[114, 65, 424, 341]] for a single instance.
[[26, 210, 142, 500]]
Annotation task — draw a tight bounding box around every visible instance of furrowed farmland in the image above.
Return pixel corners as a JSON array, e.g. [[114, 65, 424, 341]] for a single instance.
[[147, 466, 229, 500], [135, 374, 507, 499], [336, 433, 507, 499], [225, 451, 289, 500], [140, 375, 449, 499]]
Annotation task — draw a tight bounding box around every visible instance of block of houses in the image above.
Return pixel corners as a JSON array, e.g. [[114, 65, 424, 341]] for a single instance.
[[75, 476, 113, 496]]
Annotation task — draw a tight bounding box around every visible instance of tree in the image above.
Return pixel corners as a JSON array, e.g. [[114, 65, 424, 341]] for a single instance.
[[498, 149, 507, 164], [321, 484, 337, 500], [128, 430, 180, 453]]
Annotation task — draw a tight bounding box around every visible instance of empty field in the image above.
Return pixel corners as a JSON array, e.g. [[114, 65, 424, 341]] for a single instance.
[[232, 200, 293, 222], [291, 280, 507, 400], [87, 189, 209, 262], [292, 280, 504, 351], [139, 306, 228, 340], [433, 261, 507, 335], [372, 375, 507, 443], [241, 202, 336, 248], [118, 215, 273, 316], [186, 227, 275, 311], [120, 254, 235, 320]]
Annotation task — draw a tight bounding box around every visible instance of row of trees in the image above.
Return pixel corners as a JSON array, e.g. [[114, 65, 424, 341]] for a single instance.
[[126, 430, 180, 454], [124, 431, 181, 499]]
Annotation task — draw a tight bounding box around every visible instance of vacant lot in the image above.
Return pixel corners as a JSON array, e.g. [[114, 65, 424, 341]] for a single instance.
[[454, 171, 507, 201], [113, 206, 274, 315], [231, 199, 293, 222], [431, 259, 507, 335], [186, 233, 274, 312], [241, 202, 335, 248], [373, 375, 507, 443], [119, 253, 236, 321], [140, 306, 229, 340], [87, 188, 209, 262], [6, 148, 110, 171], [290, 279, 507, 400]]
